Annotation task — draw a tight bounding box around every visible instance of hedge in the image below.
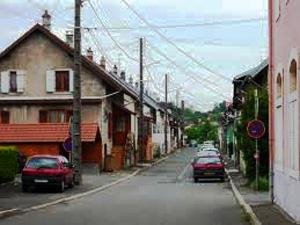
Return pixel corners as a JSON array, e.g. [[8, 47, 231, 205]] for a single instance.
[[0, 146, 19, 183]]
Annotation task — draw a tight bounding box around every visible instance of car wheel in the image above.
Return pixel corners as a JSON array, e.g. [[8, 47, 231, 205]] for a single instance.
[[22, 184, 29, 192], [58, 180, 65, 193], [194, 178, 198, 183]]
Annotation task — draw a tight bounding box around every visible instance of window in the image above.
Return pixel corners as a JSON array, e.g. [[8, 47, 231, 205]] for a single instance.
[[46, 69, 73, 93], [9, 71, 17, 92], [108, 113, 113, 139], [290, 60, 297, 92], [275, 0, 281, 21], [276, 74, 282, 98], [0, 111, 9, 124], [1, 70, 25, 94], [55, 71, 69, 92], [288, 59, 299, 174], [39, 110, 72, 123], [116, 117, 126, 132], [26, 157, 58, 169]]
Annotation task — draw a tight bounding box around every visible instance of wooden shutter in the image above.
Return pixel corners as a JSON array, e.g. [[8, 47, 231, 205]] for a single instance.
[[0, 71, 9, 93], [69, 70, 74, 92], [46, 70, 55, 92], [17, 70, 26, 93], [1, 111, 10, 124], [66, 110, 73, 123], [39, 110, 48, 123]]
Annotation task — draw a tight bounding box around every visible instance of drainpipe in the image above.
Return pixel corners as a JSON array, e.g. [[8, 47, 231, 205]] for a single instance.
[[268, 0, 275, 204]]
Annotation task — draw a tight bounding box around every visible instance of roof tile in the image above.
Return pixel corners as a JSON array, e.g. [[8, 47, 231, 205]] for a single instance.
[[0, 123, 98, 143]]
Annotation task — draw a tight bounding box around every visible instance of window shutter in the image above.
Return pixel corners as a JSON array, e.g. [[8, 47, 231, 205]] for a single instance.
[[69, 69, 74, 92], [46, 70, 55, 92], [1, 111, 10, 124], [39, 110, 48, 123], [0, 71, 9, 93], [16, 70, 26, 93], [66, 110, 73, 123]]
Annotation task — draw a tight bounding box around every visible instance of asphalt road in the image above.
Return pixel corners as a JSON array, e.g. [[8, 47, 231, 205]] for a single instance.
[[0, 148, 247, 225]]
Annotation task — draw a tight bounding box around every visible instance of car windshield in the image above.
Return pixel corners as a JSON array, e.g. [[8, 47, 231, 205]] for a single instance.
[[198, 151, 218, 156], [196, 157, 221, 164], [26, 158, 58, 169]]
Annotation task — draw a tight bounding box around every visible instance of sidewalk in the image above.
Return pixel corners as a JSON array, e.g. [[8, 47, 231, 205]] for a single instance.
[[227, 167, 296, 225], [0, 168, 137, 212]]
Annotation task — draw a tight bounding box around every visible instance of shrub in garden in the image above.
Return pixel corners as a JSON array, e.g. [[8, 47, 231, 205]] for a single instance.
[[0, 146, 19, 183]]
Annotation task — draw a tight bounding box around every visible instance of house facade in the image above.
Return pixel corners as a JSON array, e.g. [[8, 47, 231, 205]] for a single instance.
[[152, 109, 171, 156], [0, 22, 143, 171], [269, 0, 300, 222]]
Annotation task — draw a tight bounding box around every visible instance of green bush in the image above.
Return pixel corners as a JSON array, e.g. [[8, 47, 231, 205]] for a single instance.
[[249, 176, 269, 191], [153, 145, 161, 159], [0, 146, 19, 183]]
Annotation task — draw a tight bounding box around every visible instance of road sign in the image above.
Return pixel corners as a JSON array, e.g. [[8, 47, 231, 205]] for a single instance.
[[63, 136, 72, 152], [247, 119, 265, 139]]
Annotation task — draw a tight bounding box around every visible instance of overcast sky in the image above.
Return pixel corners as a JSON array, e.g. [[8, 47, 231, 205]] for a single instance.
[[0, 0, 268, 111]]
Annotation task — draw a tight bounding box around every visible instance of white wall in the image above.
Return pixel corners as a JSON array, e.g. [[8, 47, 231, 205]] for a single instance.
[[274, 170, 300, 223]]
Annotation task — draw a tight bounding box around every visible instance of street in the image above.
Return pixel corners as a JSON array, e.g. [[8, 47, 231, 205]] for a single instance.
[[0, 148, 247, 225]]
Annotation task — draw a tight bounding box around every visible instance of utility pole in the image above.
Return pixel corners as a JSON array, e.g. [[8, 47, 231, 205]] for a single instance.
[[138, 37, 144, 162], [164, 74, 168, 154], [254, 88, 260, 191], [181, 100, 185, 147], [73, 0, 82, 185]]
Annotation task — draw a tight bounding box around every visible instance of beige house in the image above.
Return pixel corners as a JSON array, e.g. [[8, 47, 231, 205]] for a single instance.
[[0, 21, 144, 171]]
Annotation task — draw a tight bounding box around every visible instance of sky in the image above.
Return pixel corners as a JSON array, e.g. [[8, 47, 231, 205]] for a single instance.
[[0, 0, 268, 111]]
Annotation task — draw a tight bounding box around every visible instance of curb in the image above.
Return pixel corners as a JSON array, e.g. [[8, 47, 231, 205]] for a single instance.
[[227, 172, 262, 225], [0, 152, 174, 220]]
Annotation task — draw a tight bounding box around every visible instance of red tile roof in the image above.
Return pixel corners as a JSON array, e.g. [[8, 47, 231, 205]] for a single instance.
[[0, 123, 99, 143]]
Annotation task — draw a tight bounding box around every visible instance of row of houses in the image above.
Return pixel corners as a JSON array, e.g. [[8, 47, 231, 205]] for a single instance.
[[0, 12, 184, 172], [221, 0, 300, 222]]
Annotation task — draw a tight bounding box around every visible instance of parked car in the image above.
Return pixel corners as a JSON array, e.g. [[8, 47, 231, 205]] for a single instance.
[[189, 140, 198, 148], [196, 150, 219, 158], [22, 155, 75, 192], [192, 156, 225, 182]]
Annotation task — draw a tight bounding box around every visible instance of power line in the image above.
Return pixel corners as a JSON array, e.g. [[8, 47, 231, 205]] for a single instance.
[[94, 17, 267, 31], [119, 0, 232, 83], [87, 0, 139, 63], [146, 40, 229, 99]]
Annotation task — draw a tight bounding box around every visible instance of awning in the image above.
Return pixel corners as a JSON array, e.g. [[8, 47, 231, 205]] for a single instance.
[[0, 123, 99, 143]]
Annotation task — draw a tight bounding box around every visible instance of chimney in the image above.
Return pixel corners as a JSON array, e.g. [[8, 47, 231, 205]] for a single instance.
[[120, 71, 126, 81], [129, 75, 133, 85], [86, 47, 93, 61], [112, 65, 118, 76], [65, 30, 74, 47], [42, 10, 51, 30], [100, 56, 106, 70]]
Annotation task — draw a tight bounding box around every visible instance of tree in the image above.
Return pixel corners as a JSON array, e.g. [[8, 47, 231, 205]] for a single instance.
[[235, 85, 269, 179]]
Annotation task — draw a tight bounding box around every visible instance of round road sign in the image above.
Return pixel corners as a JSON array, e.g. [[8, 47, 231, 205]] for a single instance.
[[247, 119, 266, 139], [63, 136, 72, 152]]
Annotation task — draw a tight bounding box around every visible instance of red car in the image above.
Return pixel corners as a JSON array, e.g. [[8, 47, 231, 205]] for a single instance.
[[22, 155, 75, 192], [192, 156, 225, 182]]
